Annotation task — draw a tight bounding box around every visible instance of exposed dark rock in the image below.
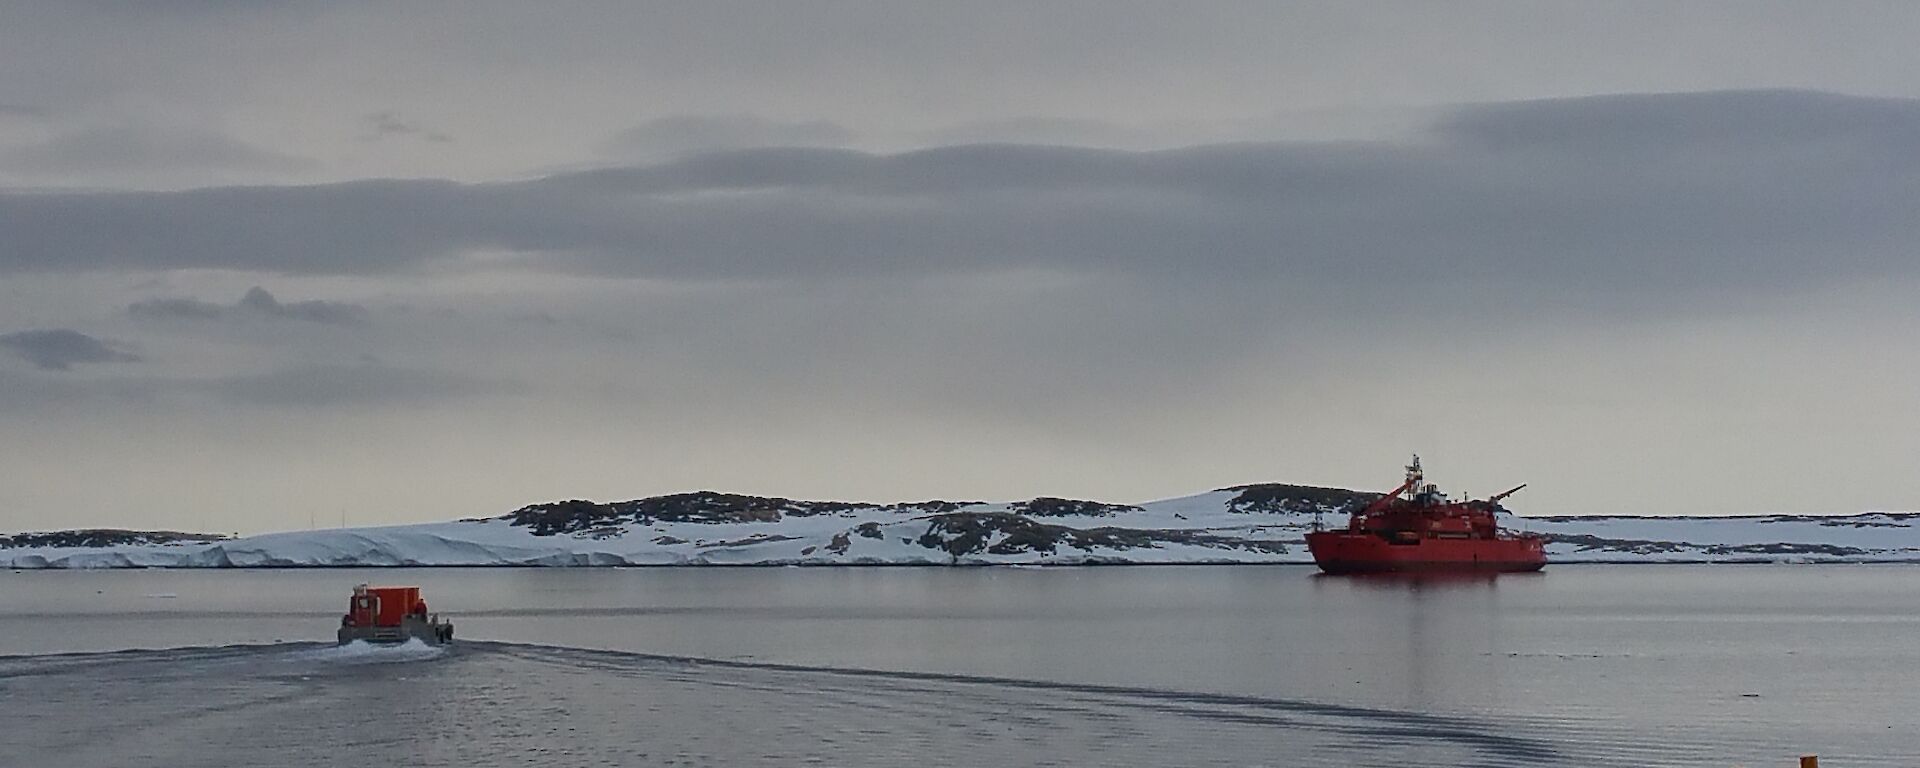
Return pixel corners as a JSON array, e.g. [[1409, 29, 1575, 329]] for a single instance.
[[695, 533, 804, 550], [508, 499, 622, 536], [1758, 512, 1917, 526], [0, 529, 228, 550], [1545, 533, 1691, 554], [913, 512, 1280, 558], [917, 512, 1067, 556], [507, 492, 984, 536], [1703, 542, 1869, 557], [825, 532, 853, 555], [1227, 539, 1295, 554], [782, 502, 866, 518], [854, 522, 885, 539], [899, 500, 983, 515], [1546, 533, 1871, 558], [1810, 517, 1913, 529], [511, 493, 827, 534], [1008, 497, 1142, 517], [1218, 484, 1380, 515]]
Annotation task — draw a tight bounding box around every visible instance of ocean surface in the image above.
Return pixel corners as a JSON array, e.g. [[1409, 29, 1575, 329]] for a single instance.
[[1, 565, 1915, 767]]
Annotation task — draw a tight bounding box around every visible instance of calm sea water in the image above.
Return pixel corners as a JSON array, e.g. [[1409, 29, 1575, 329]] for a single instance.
[[1, 565, 1915, 767]]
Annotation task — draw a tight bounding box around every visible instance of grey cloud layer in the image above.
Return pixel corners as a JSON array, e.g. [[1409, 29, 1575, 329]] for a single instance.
[[1440, 90, 1920, 151], [1, 125, 313, 176], [0, 362, 505, 411], [360, 111, 452, 144], [0, 329, 140, 370], [204, 363, 504, 407], [602, 115, 855, 159], [3, 91, 1912, 298], [130, 286, 370, 326]]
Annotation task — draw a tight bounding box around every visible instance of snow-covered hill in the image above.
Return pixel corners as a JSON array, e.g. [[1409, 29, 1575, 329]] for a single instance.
[[5, 486, 1918, 568]]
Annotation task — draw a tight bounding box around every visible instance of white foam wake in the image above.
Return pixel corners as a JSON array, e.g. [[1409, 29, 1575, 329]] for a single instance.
[[294, 637, 445, 664]]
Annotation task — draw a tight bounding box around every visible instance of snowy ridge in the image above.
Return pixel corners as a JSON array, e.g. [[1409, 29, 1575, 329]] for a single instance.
[[5, 486, 1919, 568]]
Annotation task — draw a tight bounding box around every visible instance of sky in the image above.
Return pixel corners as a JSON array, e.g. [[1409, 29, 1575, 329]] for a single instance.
[[3, 2, 1919, 534]]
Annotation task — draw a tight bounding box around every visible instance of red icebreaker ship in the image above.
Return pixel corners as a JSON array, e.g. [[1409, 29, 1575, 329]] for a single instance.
[[1305, 456, 1545, 574]]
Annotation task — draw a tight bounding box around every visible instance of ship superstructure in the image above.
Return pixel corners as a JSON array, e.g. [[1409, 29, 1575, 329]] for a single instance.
[[1304, 456, 1546, 573]]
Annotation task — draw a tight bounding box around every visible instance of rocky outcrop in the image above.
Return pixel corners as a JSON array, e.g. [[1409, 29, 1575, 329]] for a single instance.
[[914, 511, 1288, 559], [507, 493, 994, 535], [1008, 497, 1143, 517], [0, 529, 228, 550], [1218, 484, 1379, 515], [1547, 532, 1871, 559], [508, 492, 862, 534]]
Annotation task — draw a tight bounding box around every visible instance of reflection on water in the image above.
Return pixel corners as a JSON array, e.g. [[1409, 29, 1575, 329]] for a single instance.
[[1307, 569, 1515, 713], [1322, 571, 1517, 590]]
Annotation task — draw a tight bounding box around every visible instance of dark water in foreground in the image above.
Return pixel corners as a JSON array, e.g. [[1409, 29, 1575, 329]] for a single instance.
[[1, 565, 1915, 767]]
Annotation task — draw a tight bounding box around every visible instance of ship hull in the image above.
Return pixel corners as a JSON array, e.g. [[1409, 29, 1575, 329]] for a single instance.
[[1305, 531, 1545, 574]]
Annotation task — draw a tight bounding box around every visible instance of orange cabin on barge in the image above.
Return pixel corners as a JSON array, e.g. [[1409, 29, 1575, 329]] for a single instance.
[[338, 584, 454, 645], [1304, 456, 1545, 574]]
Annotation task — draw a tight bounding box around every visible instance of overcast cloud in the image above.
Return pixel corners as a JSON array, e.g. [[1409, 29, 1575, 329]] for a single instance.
[[1, 2, 1917, 533], [7, 90, 1915, 299], [601, 115, 856, 160], [0, 329, 141, 371], [130, 287, 370, 326]]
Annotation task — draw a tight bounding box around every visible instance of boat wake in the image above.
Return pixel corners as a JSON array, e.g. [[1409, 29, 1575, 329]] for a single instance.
[[293, 638, 447, 664], [0, 641, 1895, 767]]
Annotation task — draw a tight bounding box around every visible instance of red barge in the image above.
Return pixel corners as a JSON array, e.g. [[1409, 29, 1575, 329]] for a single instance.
[[1305, 456, 1545, 574], [338, 584, 454, 645]]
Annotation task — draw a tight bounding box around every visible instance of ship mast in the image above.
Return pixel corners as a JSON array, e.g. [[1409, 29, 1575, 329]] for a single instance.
[[1402, 454, 1424, 501], [1356, 454, 1427, 518]]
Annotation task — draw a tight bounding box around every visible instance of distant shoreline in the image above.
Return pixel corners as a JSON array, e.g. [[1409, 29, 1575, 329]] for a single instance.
[[12, 560, 1920, 572], [7, 486, 1916, 569]]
